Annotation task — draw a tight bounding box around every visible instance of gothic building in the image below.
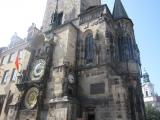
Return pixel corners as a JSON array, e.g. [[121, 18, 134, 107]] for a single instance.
[[0, 0, 146, 120]]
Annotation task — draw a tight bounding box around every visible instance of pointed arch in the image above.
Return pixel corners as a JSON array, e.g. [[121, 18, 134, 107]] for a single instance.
[[118, 34, 134, 61], [84, 30, 94, 64], [126, 34, 134, 59]]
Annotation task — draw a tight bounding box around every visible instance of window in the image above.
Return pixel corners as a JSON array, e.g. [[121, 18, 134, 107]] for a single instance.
[[1, 70, 9, 84], [8, 53, 14, 63], [46, 46, 50, 53], [146, 91, 148, 97], [11, 69, 17, 82], [118, 36, 134, 62], [51, 11, 63, 27], [57, 12, 63, 26], [1, 56, 8, 64], [0, 56, 5, 64], [118, 37, 125, 61], [85, 33, 94, 64], [19, 50, 24, 59]]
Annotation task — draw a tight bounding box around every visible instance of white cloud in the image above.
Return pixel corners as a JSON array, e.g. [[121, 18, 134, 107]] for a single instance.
[[0, 0, 47, 47], [0, 0, 115, 47]]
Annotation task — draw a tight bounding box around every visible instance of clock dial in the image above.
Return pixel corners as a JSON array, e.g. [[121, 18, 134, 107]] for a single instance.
[[25, 87, 39, 109], [68, 74, 75, 84], [30, 59, 46, 81]]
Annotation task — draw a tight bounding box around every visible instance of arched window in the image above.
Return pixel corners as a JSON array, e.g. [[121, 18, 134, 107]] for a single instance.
[[85, 33, 94, 64], [118, 36, 125, 61], [126, 35, 134, 59], [118, 35, 134, 61]]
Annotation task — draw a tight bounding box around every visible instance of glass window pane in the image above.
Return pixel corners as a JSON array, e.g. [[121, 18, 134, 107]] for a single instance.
[[8, 53, 16, 63], [1, 56, 5, 64], [19, 50, 24, 59], [2, 70, 9, 84], [11, 69, 17, 81]]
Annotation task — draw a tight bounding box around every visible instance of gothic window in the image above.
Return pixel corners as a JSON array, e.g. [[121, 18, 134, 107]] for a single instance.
[[57, 12, 63, 25], [118, 37, 125, 61], [85, 33, 94, 64], [126, 35, 134, 59], [118, 35, 134, 61], [51, 12, 63, 27]]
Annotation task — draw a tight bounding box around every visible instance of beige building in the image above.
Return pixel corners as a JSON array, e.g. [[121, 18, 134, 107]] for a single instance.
[[0, 33, 28, 119], [0, 0, 146, 120]]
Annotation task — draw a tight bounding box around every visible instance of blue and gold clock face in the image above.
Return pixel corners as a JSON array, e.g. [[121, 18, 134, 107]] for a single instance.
[[25, 87, 39, 109], [30, 59, 46, 81]]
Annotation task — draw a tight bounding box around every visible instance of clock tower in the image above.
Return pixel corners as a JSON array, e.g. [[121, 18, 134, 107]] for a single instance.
[[4, 0, 146, 120], [42, 0, 101, 32]]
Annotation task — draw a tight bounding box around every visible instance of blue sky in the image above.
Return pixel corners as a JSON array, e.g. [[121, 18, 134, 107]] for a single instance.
[[0, 0, 159, 94]]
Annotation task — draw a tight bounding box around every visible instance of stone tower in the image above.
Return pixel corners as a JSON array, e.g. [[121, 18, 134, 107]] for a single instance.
[[142, 71, 160, 111], [142, 71, 155, 98], [42, 0, 101, 31], [3, 0, 146, 120]]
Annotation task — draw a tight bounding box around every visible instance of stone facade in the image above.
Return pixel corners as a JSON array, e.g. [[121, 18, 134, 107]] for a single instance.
[[42, 0, 101, 32], [0, 0, 146, 120]]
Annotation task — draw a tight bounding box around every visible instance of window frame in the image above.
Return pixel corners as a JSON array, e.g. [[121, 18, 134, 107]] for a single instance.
[[1, 70, 9, 84], [18, 49, 23, 59], [85, 33, 94, 64], [146, 91, 149, 97], [0, 56, 5, 65], [8, 53, 14, 63], [11, 69, 17, 82]]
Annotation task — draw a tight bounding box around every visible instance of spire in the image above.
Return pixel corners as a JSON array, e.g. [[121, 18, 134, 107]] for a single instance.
[[113, 0, 128, 20], [143, 69, 150, 83]]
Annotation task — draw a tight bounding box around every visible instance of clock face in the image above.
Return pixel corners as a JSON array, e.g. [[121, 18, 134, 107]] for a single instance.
[[25, 87, 39, 109], [30, 59, 46, 81], [68, 74, 75, 84]]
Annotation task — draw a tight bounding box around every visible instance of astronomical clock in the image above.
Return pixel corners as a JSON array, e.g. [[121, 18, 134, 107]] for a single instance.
[[24, 87, 39, 109], [30, 59, 46, 81], [15, 32, 53, 115], [20, 57, 47, 110]]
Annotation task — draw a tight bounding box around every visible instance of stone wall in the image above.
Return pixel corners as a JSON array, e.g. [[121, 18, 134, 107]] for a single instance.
[[42, 0, 101, 32]]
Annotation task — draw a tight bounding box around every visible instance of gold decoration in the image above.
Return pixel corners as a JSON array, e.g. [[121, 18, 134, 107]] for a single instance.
[[25, 87, 39, 109], [30, 59, 46, 81]]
